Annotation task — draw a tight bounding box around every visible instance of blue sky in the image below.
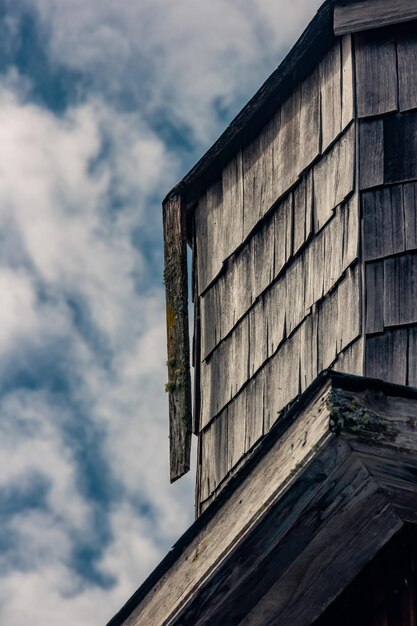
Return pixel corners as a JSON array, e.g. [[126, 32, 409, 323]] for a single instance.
[[0, 1, 322, 623]]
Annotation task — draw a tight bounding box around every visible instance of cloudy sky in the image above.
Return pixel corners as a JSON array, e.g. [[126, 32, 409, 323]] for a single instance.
[[0, 1, 322, 624]]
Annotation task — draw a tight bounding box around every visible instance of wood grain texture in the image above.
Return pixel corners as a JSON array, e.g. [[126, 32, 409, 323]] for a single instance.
[[398, 31, 417, 112], [334, 0, 417, 35], [341, 35, 354, 130], [362, 186, 405, 261], [116, 374, 417, 626], [299, 66, 321, 174], [359, 118, 384, 190], [384, 110, 417, 185], [222, 150, 244, 261], [404, 183, 417, 250], [365, 261, 384, 334], [163, 195, 192, 482], [320, 41, 342, 152], [355, 30, 398, 118], [384, 253, 417, 327], [333, 338, 364, 376], [365, 328, 408, 384], [407, 325, 417, 387], [274, 89, 301, 201], [314, 124, 355, 231]]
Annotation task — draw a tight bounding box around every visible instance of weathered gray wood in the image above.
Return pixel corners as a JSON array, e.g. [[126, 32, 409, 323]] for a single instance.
[[342, 194, 360, 268], [323, 210, 343, 296], [398, 33, 417, 112], [407, 325, 417, 387], [245, 375, 265, 452], [333, 338, 364, 376], [334, 0, 417, 35], [359, 119, 384, 190], [274, 89, 301, 200], [305, 235, 325, 312], [249, 298, 268, 377], [320, 42, 342, 152], [404, 182, 417, 251], [274, 192, 294, 274], [299, 66, 321, 174], [365, 261, 384, 334], [251, 213, 275, 299], [337, 265, 361, 352], [293, 171, 313, 254], [300, 312, 318, 393], [286, 255, 305, 336], [365, 328, 408, 384], [163, 195, 192, 482], [362, 186, 406, 261], [227, 392, 246, 472], [314, 125, 355, 232], [243, 133, 263, 237], [355, 30, 398, 118], [264, 278, 287, 357], [120, 375, 417, 625], [341, 35, 354, 130], [222, 150, 244, 259], [384, 110, 417, 185], [318, 289, 339, 371], [384, 253, 417, 326]]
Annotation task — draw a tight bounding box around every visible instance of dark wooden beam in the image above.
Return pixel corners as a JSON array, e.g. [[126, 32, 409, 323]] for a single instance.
[[334, 0, 417, 36], [163, 194, 192, 482]]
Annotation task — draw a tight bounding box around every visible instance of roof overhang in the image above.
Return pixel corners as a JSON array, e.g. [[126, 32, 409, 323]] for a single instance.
[[164, 0, 417, 216], [108, 371, 417, 625]]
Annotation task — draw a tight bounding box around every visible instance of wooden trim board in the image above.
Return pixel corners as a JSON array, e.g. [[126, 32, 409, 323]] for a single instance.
[[334, 0, 417, 36]]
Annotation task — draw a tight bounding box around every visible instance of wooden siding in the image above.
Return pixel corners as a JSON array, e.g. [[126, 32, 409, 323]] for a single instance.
[[195, 37, 354, 297], [193, 23, 417, 512]]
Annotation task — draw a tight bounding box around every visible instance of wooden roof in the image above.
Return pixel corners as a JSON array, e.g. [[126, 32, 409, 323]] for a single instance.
[[164, 0, 417, 213], [107, 371, 417, 626]]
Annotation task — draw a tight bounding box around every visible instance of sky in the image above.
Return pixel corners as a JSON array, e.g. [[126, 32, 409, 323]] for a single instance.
[[0, 1, 323, 624]]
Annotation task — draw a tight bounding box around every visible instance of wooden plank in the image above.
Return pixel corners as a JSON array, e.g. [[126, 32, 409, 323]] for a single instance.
[[384, 254, 417, 326], [359, 119, 384, 190], [365, 261, 384, 334], [333, 338, 364, 376], [286, 255, 305, 336], [384, 110, 417, 185], [341, 35, 354, 131], [404, 182, 417, 251], [199, 420, 215, 501], [362, 186, 406, 261], [264, 277, 287, 357], [334, 0, 417, 35], [299, 66, 321, 174], [397, 31, 417, 112], [249, 298, 268, 377], [365, 328, 408, 385], [314, 125, 355, 232], [305, 234, 325, 313], [337, 265, 361, 352], [300, 312, 318, 393], [318, 288, 339, 371], [163, 195, 192, 482], [355, 30, 398, 118], [293, 172, 313, 255], [222, 150, 244, 259], [213, 412, 228, 493], [323, 209, 343, 296], [274, 89, 301, 201], [407, 325, 417, 387], [243, 133, 263, 237], [320, 42, 342, 152], [251, 212, 275, 297], [342, 194, 360, 269], [227, 391, 246, 472], [245, 375, 265, 452]]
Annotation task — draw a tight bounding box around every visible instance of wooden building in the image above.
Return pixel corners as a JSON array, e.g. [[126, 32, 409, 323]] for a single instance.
[[108, 1, 417, 624]]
